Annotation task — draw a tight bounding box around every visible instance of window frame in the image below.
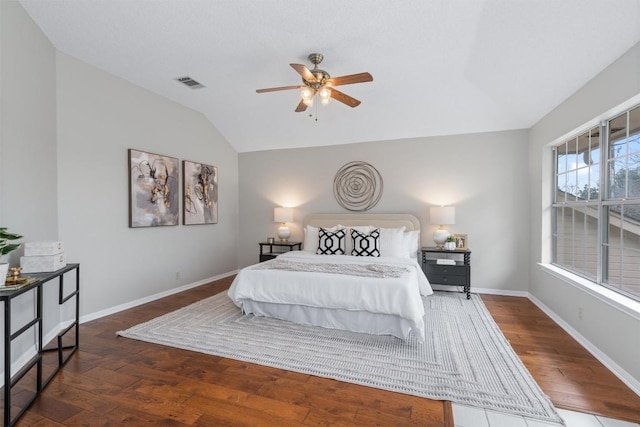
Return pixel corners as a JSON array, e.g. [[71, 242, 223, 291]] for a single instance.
[[551, 104, 640, 303]]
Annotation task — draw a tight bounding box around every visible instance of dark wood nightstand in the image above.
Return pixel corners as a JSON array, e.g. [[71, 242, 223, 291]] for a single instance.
[[421, 247, 472, 299], [259, 241, 302, 262]]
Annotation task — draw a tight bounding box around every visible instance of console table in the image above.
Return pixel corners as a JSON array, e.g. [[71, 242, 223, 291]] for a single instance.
[[0, 264, 80, 427]]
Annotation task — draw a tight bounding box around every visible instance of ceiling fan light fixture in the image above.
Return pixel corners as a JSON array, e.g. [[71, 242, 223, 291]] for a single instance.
[[301, 87, 314, 101], [319, 87, 331, 100], [303, 97, 314, 107]]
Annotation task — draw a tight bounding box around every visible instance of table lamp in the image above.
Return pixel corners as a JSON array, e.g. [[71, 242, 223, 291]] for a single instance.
[[274, 207, 293, 242], [430, 206, 455, 248]]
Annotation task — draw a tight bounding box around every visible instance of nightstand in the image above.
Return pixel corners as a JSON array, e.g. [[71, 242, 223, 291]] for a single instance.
[[259, 241, 302, 262], [421, 247, 472, 299]]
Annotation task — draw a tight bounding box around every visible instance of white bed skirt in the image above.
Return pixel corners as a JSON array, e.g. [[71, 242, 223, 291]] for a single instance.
[[242, 300, 415, 340]]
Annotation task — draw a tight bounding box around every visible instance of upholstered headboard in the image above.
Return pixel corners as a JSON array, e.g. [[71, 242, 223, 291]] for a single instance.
[[303, 213, 420, 232]]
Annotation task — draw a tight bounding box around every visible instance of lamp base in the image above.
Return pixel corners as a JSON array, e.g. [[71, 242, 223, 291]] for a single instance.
[[277, 225, 290, 242], [433, 227, 450, 249]]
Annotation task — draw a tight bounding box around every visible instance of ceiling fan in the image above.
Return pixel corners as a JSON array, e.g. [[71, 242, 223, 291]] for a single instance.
[[256, 53, 373, 112]]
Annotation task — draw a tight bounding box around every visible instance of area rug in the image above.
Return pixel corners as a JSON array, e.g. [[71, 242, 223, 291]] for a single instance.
[[117, 292, 564, 424]]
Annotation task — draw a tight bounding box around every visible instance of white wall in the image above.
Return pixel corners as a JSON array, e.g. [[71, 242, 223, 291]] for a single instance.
[[56, 52, 240, 316], [528, 42, 640, 388], [0, 1, 240, 380], [0, 0, 60, 375], [238, 130, 530, 293], [0, 0, 58, 253]]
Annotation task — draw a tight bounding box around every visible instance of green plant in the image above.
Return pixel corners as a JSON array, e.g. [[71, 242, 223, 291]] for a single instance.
[[445, 235, 456, 243], [0, 227, 23, 257]]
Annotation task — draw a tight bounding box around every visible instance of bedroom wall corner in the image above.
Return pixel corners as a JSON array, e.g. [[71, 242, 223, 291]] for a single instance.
[[55, 52, 240, 317], [0, 0, 60, 378], [238, 129, 530, 294], [528, 41, 640, 385]]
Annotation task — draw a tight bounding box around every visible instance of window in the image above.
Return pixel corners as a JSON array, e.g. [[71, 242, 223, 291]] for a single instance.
[[552, 105, 640, 301]]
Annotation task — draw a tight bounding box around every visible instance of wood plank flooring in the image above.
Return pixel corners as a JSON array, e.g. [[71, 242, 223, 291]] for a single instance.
[[481, 294, 640, 424], [6, 279, 640, 426], [12, 277, 451, 427]]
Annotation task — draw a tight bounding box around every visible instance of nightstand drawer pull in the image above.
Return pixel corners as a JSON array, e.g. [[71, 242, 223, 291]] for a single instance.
[[425, 264, 466, 276], [428, 274, 467, 286]]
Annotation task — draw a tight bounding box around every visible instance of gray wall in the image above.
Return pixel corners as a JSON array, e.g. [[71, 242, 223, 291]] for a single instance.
[[0, 0, 240, 350], [0, 0, 61, 371], [56, 52, 239, 316], [528, 42, 640, 388], [0, 0, 58, 255], [239, 130, 531, 294]]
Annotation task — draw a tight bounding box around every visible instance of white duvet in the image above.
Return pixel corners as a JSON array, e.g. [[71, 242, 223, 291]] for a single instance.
[[228, 251, 432, 339]]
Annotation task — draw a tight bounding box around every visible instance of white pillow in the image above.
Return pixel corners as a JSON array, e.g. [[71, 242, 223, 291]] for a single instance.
[[379, 226, 406, 258], [402, 230, 420, 259], [303, 225, 340, 253]]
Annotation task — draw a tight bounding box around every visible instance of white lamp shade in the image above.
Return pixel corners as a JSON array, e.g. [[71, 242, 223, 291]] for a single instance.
[[430, 206, 455, 225], [274, 207, 293, 223]]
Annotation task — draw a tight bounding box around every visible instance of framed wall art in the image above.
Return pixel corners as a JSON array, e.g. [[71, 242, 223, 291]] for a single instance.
[[183, 160, 218, 225], [128, 149, 179, 227], [454, 234, 468, 250]]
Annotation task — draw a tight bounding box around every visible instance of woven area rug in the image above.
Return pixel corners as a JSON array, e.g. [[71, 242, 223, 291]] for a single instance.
[[117, 291, 563, 424]]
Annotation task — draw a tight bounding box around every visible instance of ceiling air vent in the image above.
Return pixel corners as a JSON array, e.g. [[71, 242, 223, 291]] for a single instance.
[[175, 76, 205, 89]]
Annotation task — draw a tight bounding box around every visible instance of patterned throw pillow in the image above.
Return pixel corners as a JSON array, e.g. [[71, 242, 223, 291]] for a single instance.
[[351, 228, 380, 257], [317, 228, 346, 255]]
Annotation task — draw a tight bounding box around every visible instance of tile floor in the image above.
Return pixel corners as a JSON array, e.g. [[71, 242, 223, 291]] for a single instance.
[[452, 404, 640, 427]]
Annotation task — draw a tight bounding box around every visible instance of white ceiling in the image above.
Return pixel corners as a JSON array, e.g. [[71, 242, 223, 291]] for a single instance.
[[19, 0, 640, 153]]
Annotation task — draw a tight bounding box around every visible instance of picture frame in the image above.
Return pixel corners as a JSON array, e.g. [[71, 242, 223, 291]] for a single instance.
[[453, 234, 468, 250], [128, 149, 179, 227], [183, 160, 218, 225]]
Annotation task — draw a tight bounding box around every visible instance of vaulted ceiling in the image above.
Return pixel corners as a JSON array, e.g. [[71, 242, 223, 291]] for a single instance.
[[19, 0, 640, 153]]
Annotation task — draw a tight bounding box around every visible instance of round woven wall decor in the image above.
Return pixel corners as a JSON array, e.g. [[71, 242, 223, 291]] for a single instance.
[[333, 161, 383, 212]]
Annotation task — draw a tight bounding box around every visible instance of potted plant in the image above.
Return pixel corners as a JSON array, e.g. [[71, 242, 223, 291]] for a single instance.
[[0, 228, 23, 286], [444, 235, 457, 251]]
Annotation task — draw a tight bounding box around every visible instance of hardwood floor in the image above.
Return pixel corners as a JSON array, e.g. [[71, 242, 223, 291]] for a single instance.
[[6, 279, 640, 426], [12, 277, 451, 427], [481, 294, 640, 424]]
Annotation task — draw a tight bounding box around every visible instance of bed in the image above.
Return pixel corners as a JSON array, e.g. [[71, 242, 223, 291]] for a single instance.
[[227, 213, 432, 340]]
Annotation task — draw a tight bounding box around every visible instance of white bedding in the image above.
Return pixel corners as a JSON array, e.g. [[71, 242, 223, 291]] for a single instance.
[[227, 251, 433, 340]]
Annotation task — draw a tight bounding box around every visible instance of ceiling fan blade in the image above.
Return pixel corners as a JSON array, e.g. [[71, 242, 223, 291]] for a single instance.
[[290, 63, 317, 82], [329, 88, 361, 108], [295, 99, 308, 112], [326, 72, 373, 87], [256, 85, 305, 93]]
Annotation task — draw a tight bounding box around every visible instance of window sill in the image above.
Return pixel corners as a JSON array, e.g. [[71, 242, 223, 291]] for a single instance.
[[538, 263, 640, 321]]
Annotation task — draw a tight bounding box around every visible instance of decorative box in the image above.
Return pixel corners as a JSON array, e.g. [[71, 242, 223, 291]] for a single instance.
[[20, 253, 66, 273], [24, 241, 64, 256]]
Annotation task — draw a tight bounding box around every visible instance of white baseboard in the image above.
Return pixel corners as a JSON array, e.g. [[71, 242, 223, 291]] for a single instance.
[[432, 285, 529, 298], [473, 287, 529, 297], [527, 293, 640, 396], [469, 287, 640, 397], [80, 270, 238, 324]]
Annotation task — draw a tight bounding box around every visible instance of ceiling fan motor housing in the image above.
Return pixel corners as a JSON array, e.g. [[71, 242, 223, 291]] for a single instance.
[[305, 53, 330, 88]]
